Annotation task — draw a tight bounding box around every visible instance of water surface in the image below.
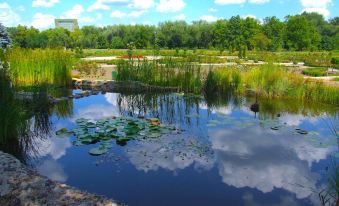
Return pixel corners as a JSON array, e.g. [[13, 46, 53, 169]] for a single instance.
[[1, 90, 338, 206]]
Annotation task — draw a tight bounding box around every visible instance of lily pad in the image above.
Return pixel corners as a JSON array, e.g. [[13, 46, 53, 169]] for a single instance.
[[89, 145, 109, 156], [56, 128, 72, 136]]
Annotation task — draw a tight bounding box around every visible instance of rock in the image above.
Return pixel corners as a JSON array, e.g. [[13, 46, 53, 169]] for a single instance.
[[0, 151, 122, 206]]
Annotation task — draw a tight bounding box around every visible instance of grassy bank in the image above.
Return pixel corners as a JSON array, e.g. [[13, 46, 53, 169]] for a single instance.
[[117, 59, 339, 105], [7, 49, 73, 86]]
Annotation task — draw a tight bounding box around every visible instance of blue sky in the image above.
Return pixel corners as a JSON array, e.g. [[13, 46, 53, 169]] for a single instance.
[[0, 0, 338, 30]]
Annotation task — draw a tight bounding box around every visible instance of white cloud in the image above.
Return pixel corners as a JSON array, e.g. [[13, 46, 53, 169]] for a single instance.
[[214, 0, 246, 5], [300, 0, 332, 8], [200, 15, 218, 22], [128, 0, 155, 10], [0, 3, 21, 27], [129, 10, 147, 18], [32, 0, 60, 8], [302, 8, 330, 18], [300, 0, 332, 18], [249, 0, 270, 4], [156, 0, 186, 13], [110, 10, 127, 18], [31, 13, 55, 29], [209, 8, 218, 12], [61, 4, 103, 24], [62, 4, 84, 19], [87, 0, 129, 12], [209, 125, 332, 200], [173, 13, 186, 21], [215, 0, 270, 4], [37, 159, 68, 182], [110, 10, 147, 18]]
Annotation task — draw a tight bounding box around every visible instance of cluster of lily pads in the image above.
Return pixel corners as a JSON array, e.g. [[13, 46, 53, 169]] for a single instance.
[[56, 116, 176, 156]]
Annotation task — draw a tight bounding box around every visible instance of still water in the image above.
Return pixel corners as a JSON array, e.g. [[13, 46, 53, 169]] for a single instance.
[[1, 89, 339, 206]]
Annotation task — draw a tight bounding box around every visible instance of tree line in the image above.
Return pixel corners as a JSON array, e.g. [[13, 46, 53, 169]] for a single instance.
[[6, 12, 339, 52]]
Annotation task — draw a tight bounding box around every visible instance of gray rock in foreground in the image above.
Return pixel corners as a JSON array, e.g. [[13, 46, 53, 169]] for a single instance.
[[0, 151, 122, 206]]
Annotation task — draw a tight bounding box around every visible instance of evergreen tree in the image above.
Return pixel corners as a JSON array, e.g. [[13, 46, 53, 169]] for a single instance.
[[0, 23, 11, 49]]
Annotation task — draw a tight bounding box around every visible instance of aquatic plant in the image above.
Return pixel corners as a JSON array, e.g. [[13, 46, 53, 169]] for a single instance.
[[7, 48, 73, 86], [56, 116, 177, 155], [117, 58, 203, 93]]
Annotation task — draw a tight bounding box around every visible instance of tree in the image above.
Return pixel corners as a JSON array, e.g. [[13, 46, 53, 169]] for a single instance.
[[213, 19, 228, 52], [44, 28, 71, 48], [262, 17, 284, 51], [0, 23, 11, 49], [226, 16, 243, 53], [253, 32, 271, 51], [285, 15, 320, 51], [110, 36, 125, 49], [242, 17, 260, 50]]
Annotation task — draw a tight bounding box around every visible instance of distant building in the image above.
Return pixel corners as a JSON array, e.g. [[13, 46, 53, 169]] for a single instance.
[[55, 19, 79, 32]]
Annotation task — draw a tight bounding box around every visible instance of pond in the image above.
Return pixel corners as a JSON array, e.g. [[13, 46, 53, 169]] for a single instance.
[[1, 88, 339, 206]]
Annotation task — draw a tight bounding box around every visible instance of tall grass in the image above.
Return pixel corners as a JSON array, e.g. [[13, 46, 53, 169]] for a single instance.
[[243, 64, 339, 105], [117, 58, 203, 93], [7, 48, 73, 86], [117, 59, 339, 105]]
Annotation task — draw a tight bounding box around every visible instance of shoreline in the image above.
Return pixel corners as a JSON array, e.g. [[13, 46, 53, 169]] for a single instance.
[[0, 151, 122, 206]]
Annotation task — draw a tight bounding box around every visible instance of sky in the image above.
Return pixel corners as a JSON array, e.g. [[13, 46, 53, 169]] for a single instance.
[[0, 0, 338, 30]]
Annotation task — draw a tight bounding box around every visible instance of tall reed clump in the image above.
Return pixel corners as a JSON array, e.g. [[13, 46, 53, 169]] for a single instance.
[[204, 68, 241, 94], [243, 63, 339, 105], [7, 48, 73, 86], [117, 58, 202, 93], [244, 64, 291, 97]]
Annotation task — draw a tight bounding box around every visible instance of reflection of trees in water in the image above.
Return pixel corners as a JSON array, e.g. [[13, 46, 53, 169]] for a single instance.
[[116, 92, 204, 127], [320, 114, 339, 206], [246, 97, 339, 121], [0, 69, 73, 162]]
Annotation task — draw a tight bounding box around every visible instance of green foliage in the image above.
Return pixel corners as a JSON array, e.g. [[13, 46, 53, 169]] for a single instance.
[[7, 13, 338, 52], [285, 15, 320, 51], [117, 58, 202, 93], [7, 48, 73, 86], [302, 67, 328, 77]]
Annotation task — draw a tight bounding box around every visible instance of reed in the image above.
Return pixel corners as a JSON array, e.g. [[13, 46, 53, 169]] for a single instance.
[[117, 58, 339, 105], [117, 58, 203, 93], [7, 48, 73, 86]]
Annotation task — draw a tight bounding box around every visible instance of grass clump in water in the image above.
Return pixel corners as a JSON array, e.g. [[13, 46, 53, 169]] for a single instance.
[[7, 48, 73, 86], [117, 58, 203, 93]]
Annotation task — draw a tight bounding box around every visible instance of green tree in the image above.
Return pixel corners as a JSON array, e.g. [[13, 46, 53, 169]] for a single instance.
[[0, 23, 11, 49], [213, 19, 228, 52], [285, 15, 320, 51], [262, 17, 284, 51], [253, 32, 271, 51]]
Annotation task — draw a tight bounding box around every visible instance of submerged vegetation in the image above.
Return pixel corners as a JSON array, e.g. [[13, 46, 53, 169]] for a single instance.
[[7, 48, 73, 86]]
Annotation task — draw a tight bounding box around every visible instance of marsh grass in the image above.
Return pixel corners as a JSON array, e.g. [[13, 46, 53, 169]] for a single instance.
[[7, 48, 73, 86], [117, 58, 203, 93], [117, 58, 339, 105]]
